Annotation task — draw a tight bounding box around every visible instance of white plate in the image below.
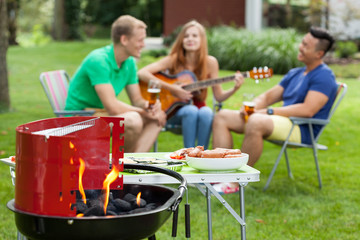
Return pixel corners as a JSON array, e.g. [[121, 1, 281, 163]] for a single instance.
[[186, 153, 249, 172]]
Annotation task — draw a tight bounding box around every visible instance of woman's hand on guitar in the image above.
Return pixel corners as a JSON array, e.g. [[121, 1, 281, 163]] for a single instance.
[[233, 71, 244, 91], [172, 84, 193, 101]]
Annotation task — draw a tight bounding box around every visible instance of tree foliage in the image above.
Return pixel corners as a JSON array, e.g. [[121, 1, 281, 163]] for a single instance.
[[83, 0, 163, 37]]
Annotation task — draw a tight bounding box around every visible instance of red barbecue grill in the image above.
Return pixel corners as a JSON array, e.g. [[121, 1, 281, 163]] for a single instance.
[[6, 117, 187, 240]]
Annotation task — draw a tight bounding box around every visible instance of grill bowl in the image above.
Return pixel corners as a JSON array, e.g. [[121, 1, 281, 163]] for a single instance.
[[8, 184, 179, 240]]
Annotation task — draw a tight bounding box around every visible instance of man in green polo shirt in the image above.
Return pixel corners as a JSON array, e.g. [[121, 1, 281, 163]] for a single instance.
[[65, 15, 166, 152]]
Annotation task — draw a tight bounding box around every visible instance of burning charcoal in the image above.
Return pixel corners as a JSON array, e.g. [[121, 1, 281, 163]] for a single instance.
[[129, 208, 148, 214], [84, 199, 105, 216], [88, 199, 103, 208], [73, 201, 88, 213], [84, 204, 104, 216], [106, 210, 118, 216], [123, 193, 136, 202], [134, 199, 147, 208], [106, 203, 117, 213], [123, 193, 147, 208], [109, 192, 114, 201], [100, 191, 114, 202], [113, 198, 132, 212], [145, 203, 158, 211], [85, 189, 101, 200]]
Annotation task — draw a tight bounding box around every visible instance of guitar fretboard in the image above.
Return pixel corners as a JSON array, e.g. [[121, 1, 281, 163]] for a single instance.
[[183, 72, 248, 91]]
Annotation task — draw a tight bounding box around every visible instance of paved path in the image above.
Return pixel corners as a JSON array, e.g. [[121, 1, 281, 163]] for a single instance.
[[144, 37, 165, 50]]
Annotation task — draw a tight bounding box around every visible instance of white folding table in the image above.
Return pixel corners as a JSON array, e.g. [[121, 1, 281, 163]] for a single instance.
[[122, 152, 260, 240]]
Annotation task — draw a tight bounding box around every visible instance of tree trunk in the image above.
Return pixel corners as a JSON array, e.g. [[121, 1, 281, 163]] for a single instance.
[[52, 0, 68, 40], [0, 0, 11, 112], [7, 0, 19, 45], [285, 0, 292, 27]]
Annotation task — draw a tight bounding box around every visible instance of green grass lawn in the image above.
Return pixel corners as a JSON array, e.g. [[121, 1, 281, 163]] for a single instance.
[[1, 39, 360, 239]]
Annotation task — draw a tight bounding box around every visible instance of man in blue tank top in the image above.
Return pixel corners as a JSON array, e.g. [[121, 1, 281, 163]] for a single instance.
[[213, 27, 337, 169]]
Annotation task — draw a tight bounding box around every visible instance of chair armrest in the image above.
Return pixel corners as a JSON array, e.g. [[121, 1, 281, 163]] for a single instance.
[[289, 117, 329, 126], [54, 110, 95, 117]]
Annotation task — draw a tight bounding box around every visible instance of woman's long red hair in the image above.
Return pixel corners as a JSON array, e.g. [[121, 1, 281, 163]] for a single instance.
[[169, 20, 208, 81]]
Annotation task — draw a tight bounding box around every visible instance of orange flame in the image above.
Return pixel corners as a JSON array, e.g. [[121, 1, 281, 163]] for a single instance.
[[76, 213, 84, 218], [78, 157, 86, 204], [136, 192, 142, 207], [69, 141, 75, 149], [102, 166, 120, 214]]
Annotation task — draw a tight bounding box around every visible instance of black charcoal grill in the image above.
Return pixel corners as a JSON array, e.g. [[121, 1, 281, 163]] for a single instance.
[[7, 117, 190, 240]]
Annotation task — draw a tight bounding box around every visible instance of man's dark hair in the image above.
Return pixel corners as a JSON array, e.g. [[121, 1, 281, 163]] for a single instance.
[[310, 26, 335, 55]]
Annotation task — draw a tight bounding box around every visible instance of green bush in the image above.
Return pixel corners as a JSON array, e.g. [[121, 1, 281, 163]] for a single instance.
[[208, 26, 304, 74], [17, 24, 51, 47], [335, 41, 358, 58]]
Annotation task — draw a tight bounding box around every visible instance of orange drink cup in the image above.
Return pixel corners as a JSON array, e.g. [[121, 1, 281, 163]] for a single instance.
[[147, 79, 161, 109], [243, 101, 255, 122], [148, 88, 160, 108]]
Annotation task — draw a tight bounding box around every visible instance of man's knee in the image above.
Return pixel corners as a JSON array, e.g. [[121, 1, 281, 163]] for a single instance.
[[123, 112, 143, 133], [213, 109, 231, 125], [245, 113, 272, 135]]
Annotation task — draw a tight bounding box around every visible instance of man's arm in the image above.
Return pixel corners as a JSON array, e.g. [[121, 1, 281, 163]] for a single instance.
[[125, 83, 148, 109], [254, 85, 284, 110], [269, 90, 329, 118], [95, 84, 146, 116]]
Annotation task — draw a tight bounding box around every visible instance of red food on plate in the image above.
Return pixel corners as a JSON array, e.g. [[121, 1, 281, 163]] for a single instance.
[[169, 147, 194, 159]]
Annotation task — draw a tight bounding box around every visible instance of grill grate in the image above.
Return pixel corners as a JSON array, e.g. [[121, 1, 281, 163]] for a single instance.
[[32, 117, 99, 139]]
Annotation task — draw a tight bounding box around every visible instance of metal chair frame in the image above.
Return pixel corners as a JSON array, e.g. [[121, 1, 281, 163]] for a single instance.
[[264, 82, 347, 190]]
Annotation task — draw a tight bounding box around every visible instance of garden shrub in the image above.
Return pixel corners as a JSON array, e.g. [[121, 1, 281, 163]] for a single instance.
[[207, 26, 304, 74], [335, 41, 358, 58]]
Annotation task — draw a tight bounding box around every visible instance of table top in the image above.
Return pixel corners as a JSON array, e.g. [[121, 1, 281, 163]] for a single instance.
[[122, 152, 260, 184], [0, 152, 260, 184]]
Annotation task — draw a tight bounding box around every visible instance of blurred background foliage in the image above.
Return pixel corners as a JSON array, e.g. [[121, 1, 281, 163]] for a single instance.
[[5, 0, 360, 76], [11, 0, 163, 43], [207, 26, 303, 74], [163, 26, 304, 74]]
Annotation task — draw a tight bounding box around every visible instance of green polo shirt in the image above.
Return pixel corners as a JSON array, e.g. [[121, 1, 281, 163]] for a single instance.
[[65, 44, 138, 110]]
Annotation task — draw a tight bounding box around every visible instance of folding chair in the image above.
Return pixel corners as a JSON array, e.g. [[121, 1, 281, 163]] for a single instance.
[[263, 82, 347, 191], [39, 70, 95, 117], [153, 95, 222, 152]]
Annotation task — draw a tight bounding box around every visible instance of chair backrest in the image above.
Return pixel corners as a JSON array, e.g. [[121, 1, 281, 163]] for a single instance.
[[315, 82, 347, 142], [39, 70, 70, 112]]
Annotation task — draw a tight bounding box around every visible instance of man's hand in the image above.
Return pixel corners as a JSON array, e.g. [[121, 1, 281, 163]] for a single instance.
[[144, 100, 166, 126]]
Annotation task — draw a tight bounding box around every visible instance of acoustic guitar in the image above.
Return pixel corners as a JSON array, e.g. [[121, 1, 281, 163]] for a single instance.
[[139, 67, 273, 118]]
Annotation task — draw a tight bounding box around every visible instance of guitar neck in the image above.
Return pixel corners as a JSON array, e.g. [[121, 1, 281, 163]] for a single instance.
[[183, 72, 248, 91]]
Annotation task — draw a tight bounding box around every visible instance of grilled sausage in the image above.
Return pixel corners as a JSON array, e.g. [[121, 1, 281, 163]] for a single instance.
[[200, 149, 226, 158], [224, 154, 243, 158], [188, 146, 204, 157]]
